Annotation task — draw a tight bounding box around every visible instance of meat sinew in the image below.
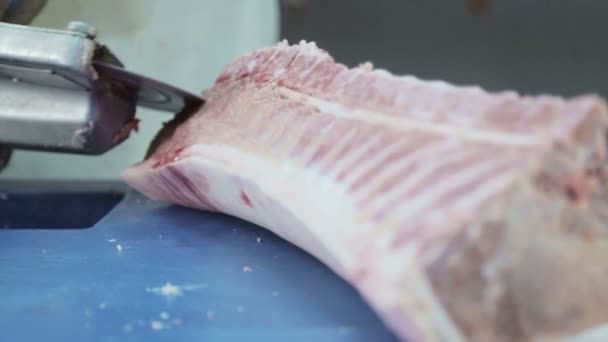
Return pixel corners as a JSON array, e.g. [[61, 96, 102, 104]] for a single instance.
[[122, 40, 608, 341]]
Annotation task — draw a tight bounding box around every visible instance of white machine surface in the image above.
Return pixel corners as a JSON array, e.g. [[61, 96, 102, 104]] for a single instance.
[[0, 0, 279, 180]]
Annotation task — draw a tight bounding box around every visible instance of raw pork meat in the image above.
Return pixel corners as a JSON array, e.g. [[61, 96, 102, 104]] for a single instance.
[[122, 40, 608, 341]]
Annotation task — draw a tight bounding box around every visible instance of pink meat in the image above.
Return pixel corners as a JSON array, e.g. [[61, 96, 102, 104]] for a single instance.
[[122, 40, 608, 341]]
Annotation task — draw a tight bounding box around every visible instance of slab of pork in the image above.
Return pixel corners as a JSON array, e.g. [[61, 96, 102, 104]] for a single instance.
[[122, 40, 608, 341]]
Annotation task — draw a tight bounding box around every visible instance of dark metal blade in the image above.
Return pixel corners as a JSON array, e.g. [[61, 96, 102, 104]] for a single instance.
[[93, 61, 204, 113], [0, 144, 11, 171]]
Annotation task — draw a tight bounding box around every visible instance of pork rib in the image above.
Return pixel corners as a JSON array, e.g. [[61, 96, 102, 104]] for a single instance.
[[122, 40, 608, 341]]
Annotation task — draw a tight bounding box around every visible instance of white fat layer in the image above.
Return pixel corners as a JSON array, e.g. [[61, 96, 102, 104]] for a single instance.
[[279, 88, 542, 147], [273, 68, 286, 78], [246, 60, 257, 73], [174, 144, 365, 277], [357, 245, 466, 342], [124, 143, 465, 341]]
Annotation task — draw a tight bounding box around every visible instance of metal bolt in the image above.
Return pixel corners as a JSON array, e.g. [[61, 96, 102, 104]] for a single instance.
[[67, 21, 97, 38]]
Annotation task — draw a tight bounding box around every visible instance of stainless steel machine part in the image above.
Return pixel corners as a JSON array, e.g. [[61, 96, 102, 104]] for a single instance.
[[0, 0, 48, 171], [0, 21, 204, 172], [0, 21, 135, 155]]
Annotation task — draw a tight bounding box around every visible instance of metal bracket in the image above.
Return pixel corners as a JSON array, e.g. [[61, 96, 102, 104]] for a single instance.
[[0, 21, 136, 155]]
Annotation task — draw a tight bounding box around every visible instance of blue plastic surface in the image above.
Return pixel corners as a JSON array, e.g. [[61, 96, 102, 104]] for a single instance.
[[0, 192, 123, 229], [0, 185, 398, 342]]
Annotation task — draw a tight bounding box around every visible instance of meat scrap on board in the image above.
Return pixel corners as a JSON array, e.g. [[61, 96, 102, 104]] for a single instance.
[[123, 40, 608, 342]]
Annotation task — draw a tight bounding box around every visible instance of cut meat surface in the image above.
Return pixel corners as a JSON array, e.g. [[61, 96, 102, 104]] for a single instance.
[[122, 40, 608, 341]]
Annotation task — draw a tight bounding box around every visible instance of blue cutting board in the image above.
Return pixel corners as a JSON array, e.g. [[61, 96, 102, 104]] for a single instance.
[[0, 182, 398, 342]]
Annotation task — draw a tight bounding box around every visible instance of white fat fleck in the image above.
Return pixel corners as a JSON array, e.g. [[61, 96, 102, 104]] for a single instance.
[[146, 282, 183, 298], [449, 112, 477, 128], [160, 283, 181, 296], [116, 244, 123, 253], [145, 282, 207, 299], [319, 121, 335, 135], [159, 311, 170, 320], [428, 79, 453, 91], [359, 62, 374, 71], [410, 108, 435, 121], [246, 60, 257, 73], [106, 238, 117, 243], [150, 320, 163, 331], [242, 266, 253, 272], [256, 237, 262, 243], [98, 302, 108, 310], [373, 68, 394, 77], [0, 193, 7, 200], [273, 68, 286, 77]]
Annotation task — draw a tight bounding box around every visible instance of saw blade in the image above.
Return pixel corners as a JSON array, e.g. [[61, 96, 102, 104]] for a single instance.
[[93, 61, 204, 114]]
